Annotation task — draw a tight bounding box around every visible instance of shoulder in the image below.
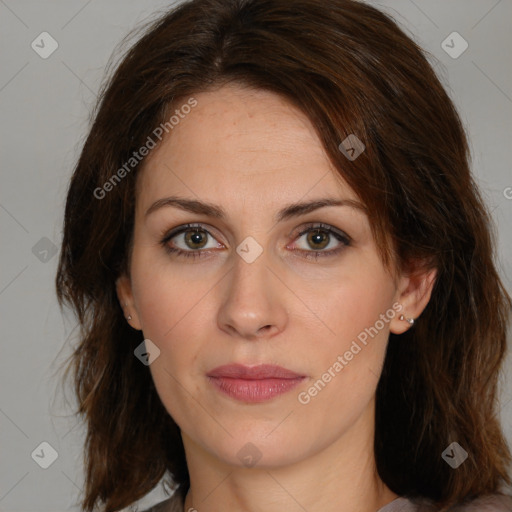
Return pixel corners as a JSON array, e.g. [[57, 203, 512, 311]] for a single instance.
[[132, 493, 512, 512], [144, 496, 183, 512], [127, 494, 183, 512], [450, 493, 512, 511], [380, 494, 512, 512]]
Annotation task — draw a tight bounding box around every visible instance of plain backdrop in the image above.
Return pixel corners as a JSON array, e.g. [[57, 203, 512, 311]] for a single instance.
[[1, 1, 511, 511]]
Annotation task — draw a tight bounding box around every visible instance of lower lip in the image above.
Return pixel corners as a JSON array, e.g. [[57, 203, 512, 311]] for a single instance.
[[208, 376, 305, 403]]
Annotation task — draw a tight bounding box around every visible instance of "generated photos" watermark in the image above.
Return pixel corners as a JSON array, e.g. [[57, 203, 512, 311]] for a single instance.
[[297, 302, 403, 404]]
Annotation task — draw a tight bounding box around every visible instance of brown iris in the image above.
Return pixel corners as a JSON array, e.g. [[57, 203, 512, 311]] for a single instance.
[[184, 228, 208, 249], [307, 229, 329, 250]]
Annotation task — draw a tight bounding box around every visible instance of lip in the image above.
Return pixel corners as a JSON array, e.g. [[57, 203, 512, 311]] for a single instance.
[[207, 364, 306, 403]]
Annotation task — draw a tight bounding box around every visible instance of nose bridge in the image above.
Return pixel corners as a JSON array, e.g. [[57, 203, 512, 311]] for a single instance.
[[217, 242, 287, 339], [230, 246, 269, 298]]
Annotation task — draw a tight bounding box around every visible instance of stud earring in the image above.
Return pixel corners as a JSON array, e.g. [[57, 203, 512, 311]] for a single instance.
[[123, 303, 132, 322], [399, 314, 415, 326]]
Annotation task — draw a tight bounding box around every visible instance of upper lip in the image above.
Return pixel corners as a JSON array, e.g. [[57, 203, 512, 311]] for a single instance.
[[207, 364, 304, 380]]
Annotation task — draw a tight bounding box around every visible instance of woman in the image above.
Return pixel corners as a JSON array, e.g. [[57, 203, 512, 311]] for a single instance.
[[55, 1, 512, 511]]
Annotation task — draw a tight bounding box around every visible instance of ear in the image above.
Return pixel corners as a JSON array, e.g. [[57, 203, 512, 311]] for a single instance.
[[390, 262, 437, 335], [115, 274, 143, 331]]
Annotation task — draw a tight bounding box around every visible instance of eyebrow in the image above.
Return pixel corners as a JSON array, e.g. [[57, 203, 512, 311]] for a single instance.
[[145, 196, 367, 222]]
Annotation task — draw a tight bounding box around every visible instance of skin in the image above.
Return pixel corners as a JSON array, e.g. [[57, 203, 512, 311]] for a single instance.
[[117, 83, 436, 512]]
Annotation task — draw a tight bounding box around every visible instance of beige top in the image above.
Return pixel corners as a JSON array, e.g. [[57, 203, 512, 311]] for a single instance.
[[136, 493, 512, 512]]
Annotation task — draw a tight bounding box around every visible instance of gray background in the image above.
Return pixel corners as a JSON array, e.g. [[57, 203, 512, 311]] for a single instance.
[[0, 1, 511, 511]]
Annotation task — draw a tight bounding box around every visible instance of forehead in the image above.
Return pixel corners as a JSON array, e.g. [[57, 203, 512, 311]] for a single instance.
[[136, 84, 356, 210]]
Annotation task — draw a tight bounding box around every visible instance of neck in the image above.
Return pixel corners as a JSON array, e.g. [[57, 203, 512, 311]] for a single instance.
[[181, 402, 398, 512]]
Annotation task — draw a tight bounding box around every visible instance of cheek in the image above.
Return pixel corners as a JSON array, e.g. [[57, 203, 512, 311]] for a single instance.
[[295, 271, 394, 434], [129, 246, 219, 392], [310, 254, 396, 347], [130, 255, 210, 426], [301, 256, 396, 398], [130, 244, 212, 339]]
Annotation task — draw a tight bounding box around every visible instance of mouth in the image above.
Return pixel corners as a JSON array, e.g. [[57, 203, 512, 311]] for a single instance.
[[206, 364, 306, 403]]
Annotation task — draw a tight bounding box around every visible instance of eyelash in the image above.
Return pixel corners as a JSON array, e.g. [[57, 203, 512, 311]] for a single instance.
[[159, 222, 351, 261]]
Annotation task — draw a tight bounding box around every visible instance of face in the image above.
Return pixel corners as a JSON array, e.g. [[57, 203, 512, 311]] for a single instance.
[[117, 84, 418, 469]]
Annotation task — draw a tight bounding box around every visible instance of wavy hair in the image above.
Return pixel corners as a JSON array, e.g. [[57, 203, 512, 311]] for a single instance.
[[55, 0, 512, 510]]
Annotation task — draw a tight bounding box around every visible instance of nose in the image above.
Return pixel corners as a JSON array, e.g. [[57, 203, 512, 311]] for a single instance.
[[216, 249, 288, 341]]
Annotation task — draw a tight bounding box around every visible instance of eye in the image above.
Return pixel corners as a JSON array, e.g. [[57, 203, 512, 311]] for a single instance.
[[289, 223, 351, 260], [160, 222, 351, 262], [160, 224, 223, 260]]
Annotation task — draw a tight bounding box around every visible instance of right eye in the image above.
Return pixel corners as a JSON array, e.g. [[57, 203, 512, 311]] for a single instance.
[[160, 223, 225, 260]]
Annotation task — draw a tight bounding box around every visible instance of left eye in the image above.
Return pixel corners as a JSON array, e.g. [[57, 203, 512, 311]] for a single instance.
[[289, 223, 351, 258], [295, 228, 343, 251]]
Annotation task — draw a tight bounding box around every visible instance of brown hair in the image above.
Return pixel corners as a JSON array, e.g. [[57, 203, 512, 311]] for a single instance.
[[55, 0, 512, 511]]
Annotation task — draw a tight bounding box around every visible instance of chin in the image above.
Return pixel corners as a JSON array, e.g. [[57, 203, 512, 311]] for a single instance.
[[190, 421, 318, 470], [218, 438, 310, 469]]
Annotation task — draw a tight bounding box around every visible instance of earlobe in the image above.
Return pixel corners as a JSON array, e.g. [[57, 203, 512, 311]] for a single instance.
[[115, 274, 143, 331], [390, 265, 437, 335]]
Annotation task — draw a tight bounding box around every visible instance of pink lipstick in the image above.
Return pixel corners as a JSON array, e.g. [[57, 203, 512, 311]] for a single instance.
[[207, 364, 305, 403]]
